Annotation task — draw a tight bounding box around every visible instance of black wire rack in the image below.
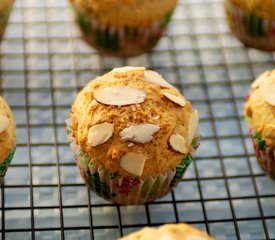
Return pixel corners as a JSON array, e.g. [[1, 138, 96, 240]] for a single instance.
[[1, 0, 275, 239]]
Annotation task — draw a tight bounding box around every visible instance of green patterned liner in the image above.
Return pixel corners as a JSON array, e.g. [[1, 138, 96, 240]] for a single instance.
[[0, 0, 14, 41], [225, 0, 275, 51], [0, 146, 16, 184], [66, 119, 195, 204], [71, 3, 174, 57]]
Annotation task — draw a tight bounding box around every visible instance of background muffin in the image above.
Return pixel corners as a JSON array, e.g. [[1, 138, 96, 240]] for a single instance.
[[245, 69, 275, 180], [224, 0, 275, 51], [0, 0, 14, 42], [69, 0, 177, 57], [119, 223, 213, 240], [0, 96, 16, 184], [66, 66, 200, 204]]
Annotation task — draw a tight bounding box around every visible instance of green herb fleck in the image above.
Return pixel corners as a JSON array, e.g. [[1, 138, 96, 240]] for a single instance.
[[253, 132, 266, 150]]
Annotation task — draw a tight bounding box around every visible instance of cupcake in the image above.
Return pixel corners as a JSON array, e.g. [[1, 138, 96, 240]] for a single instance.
[[224, 0, 275, 51], [0, 0, 14, 42], [66, 66, 200, 204], [69, 0, 177, 57], [0, 96, 16, 184], [119, 223, 213, 240], [245, 69, 275, 180]]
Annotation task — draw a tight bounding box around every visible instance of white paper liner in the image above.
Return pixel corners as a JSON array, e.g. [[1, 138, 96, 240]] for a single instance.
[[65, 118, 193, 204]]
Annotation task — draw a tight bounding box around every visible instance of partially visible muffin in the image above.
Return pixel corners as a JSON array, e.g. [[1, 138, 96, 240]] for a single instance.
[[0, 0, 14, 42], [119, 223, 213, 240], [224, 0, 275, 51], [69, 0, 178, 57], [66, 66, 200, 204], [0, 96, 16, 183], [245, 69, 275, 179]]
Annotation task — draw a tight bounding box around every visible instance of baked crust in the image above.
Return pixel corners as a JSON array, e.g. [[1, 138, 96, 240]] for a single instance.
[[70, 0, 178, 27], [71, 68, 198, 178], [119, 223, 213, 240]]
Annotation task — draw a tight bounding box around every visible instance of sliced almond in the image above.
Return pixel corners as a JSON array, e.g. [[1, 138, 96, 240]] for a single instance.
[[169, 134, 187, 154], [144, 70, 174, 88], [113, 66, 145, 73], [120, 152, 147, 176], [128, 142, 134, 147], [94, 87, 146, 106], [0, 114, 10, 133], [188, 109, 199, 144], [251, 71, 270, 89], [162, 92, 186, 107], [261, 82, 275, 106], [262, 124, 275, 140], [120, 123, 160, 143], [87, 122, 114, 147]]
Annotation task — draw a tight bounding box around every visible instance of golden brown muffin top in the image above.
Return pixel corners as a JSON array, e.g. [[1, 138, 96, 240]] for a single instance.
[[245, 69, 275, 147], [229, 0, 275, 20], [70, 67, 199, 178], [0, 96, 15, 163], [71, 0, 177, 27], [119, 223, 213, 240], [0, 0, 13, 12]]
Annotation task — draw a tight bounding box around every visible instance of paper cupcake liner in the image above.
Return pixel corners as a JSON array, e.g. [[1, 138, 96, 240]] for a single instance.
[[70, 3, 174, 57], [0, 0, 14, 41], [66, 119, 194, 204], [0, 146, 16, 185], [224, 0, 275, 51]]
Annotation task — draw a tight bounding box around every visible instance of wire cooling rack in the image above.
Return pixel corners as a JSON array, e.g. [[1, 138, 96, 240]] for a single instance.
[[0, 0, 275, 239]]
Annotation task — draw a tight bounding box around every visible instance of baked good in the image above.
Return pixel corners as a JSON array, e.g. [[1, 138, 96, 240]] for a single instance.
[[0, 96, 16, 184], [66, 66, 200, 204], [245, 69, 275, 180], [69, 0, 177, 57], [119, 223, 213, 240], [0, 0, 14, 42], [224, 0, 275, 51]]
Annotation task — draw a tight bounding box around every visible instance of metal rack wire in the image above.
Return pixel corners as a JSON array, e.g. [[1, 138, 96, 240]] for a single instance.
[[0, 0, 275, 239]]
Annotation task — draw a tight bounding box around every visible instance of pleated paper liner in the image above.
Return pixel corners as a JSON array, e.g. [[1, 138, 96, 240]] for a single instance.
[[66, 118, 195, 205], [70, 3, 174, 57]]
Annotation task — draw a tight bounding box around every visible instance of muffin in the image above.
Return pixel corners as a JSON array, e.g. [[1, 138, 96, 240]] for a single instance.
[[66, 66, 200, 204], [224, 0, 275, 51], [0, 96, 16, 184], [69, 0, 177, 57], [0, 0, 14, 42], [245, 69, 275, 180], [119, 223, 213, 240]]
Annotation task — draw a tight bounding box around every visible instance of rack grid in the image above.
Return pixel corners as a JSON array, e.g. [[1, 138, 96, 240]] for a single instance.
[[1, 0, 275, 239]]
